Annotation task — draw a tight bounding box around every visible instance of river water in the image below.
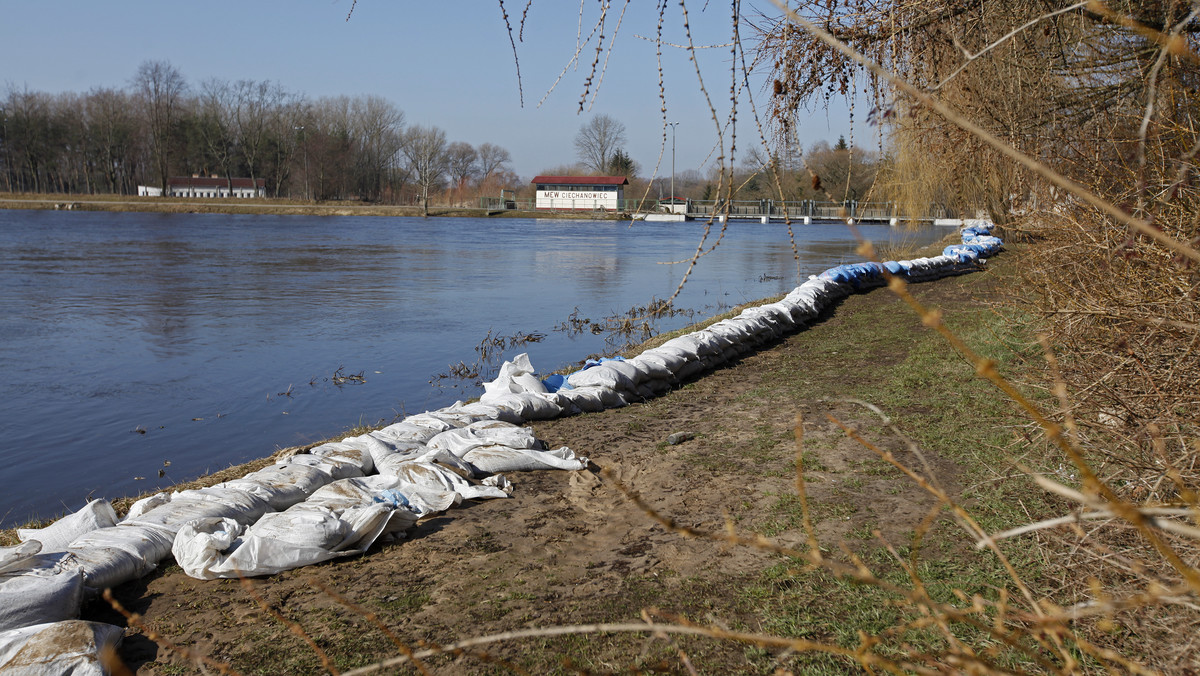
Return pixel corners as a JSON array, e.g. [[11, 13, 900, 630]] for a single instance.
[[0, 210, 946, 526]]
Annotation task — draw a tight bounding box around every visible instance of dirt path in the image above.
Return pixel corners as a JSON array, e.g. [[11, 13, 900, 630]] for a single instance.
[[92, 266, 1005, 675]]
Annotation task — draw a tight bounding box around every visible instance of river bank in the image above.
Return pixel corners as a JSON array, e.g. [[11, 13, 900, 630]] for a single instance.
[[11, 239, 1142, 674], [0, 191, 607, 219]]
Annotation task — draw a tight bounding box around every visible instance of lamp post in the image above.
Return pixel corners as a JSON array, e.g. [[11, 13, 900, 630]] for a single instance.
[[294, 125, 309, 201], [667, 122, 679, 212]]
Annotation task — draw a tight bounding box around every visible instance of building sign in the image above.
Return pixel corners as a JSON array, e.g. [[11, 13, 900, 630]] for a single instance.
[[542, 191, 611, 200]]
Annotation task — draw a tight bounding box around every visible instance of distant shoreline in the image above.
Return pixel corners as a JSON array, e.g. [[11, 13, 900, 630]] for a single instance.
[[0, 192, 627, 220]]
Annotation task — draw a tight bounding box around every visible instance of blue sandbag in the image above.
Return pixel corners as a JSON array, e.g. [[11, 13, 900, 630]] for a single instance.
[[541, 373, 573, 392]]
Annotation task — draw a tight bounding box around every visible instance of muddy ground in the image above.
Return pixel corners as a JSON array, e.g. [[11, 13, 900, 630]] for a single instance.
[[87, 265, 1009, 675]]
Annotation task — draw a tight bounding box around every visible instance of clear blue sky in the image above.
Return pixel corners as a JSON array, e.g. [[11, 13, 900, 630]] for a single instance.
[[0, 1, 856, 180]]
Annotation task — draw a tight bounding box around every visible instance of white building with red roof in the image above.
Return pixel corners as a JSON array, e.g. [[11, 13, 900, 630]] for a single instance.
[[167, 176, 266, 198], [531, 175, 627, 211]]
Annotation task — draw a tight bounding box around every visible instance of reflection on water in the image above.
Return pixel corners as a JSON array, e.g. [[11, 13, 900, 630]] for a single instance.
[[0, 211, 946, 526]]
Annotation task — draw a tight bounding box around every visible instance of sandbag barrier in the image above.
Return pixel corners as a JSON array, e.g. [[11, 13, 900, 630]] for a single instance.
[[0, 222, 1001, 670]]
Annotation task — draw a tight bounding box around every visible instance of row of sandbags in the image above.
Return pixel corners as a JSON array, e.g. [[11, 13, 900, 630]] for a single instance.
[[0, 222, 999, 674], [0, 418, 590, 673], [481, 223, 1001, 416]]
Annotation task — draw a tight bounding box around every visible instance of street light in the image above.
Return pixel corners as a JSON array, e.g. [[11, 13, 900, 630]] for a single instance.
[[294, 125, 309, 201], [667, 122, 679, 212]]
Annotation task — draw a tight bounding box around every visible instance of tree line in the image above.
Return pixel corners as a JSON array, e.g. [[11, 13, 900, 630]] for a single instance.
[[0, 60, 517, 205]]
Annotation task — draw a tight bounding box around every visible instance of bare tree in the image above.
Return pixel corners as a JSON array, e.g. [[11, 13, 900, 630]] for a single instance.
[[574, 114, 626, 174], [446, 141, 478, 191], [197, 78, 237, 193], [83, 88, 140, 194], [400, 124, 449, 215], [232, 79, 291, 189], [476, 142, 512, 182], [350, 95, 404, 202], [133, 60, 188, 193]]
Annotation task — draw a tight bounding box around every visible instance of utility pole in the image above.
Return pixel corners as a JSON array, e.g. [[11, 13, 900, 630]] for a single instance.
[[667, 122, 679, 211]]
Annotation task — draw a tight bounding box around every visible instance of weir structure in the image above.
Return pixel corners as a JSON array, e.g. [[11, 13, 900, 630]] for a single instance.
[[480, 195, 960, 224]]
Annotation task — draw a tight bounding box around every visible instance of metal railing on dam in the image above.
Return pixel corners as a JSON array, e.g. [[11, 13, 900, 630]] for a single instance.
[[479, 196, 958, 223]]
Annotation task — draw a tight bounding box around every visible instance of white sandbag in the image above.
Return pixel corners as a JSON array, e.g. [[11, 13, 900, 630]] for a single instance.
[[754, 303, 797, 330], [414, 447, 479, 480], [248, 507, 373, 550], [556, 386, 607, 413], [122, 493, 172, 521], [627, 351, 679, 380], [391, 481, 461, 515], [642, 378, 672, 396], [675, 357, 708, 381], [0, 554, 84, 632], [284, 453, 364, 480], [427, 423, 541, 458], [634, 382, 658, 399], [122, 489, 270, 535], [0, 542, 42, 576], [365, 431, 425, 457], [170, 517, 241, 581], [374, 421, 443, 443], [0, 620, 124, 676], [569, 384, 626, 409], [650, 344, 697, 368], [216, 462, 334, 511], [410, 409, 484, 428], [685, 331, 725, 357], [603, 360, 645, 387], [373, 446, 435, 476], [341, 433, 406, 468], [708, 319, 752, 345], [311, 442, 374, 474], [67, 524, 176, 590], [658, 335, 703, 360], [305, 476, 430, 522], [383, 460, 509, 500], [463, 446, 590, 473], [698, 327, 736, 352], [481, 391, 564, 420], [466, 418, 524, 431], [566, 364, 637, 392], [174, 500, 407, 580], [445, 400, 524, 424], [401, 413, 457, 433], [17, 501, 118, 554], [482, 352, 548, 397]]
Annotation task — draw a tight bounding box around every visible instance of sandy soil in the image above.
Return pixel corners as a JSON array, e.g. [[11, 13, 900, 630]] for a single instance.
[[86, 269, 991, 675]]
